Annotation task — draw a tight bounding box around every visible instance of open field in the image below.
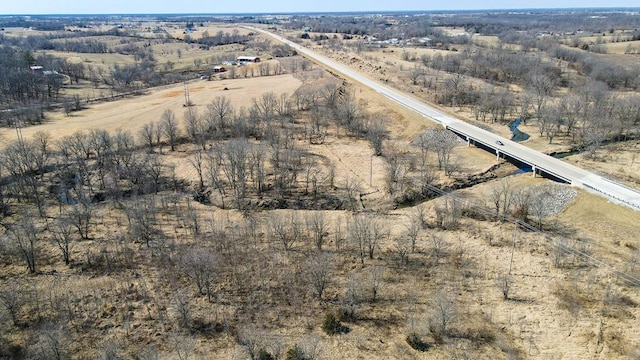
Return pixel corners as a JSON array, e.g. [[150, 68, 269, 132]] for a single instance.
[[1, 13, 640, 359], [0, 74, 302, 144], [2, 56, 639, 359], [601, 40, 640, 54]]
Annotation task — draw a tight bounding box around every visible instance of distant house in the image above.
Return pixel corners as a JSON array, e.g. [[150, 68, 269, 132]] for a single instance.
[[213, 66, 226, 73], [237, 56, 260, 64]]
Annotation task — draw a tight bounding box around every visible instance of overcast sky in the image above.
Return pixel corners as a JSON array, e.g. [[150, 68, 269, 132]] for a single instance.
[[1, 0, 638, 15]]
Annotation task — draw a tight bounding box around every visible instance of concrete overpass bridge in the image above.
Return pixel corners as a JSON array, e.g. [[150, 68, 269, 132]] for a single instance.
[[251, 26, 640, 211]]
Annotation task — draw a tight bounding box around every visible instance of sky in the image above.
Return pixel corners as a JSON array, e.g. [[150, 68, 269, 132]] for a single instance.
[[1, 0, 639, 15]]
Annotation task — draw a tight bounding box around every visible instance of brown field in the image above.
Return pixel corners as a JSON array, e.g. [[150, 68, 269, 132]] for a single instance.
[[168, 23, 256, 40], [1, 22, 640, 360], [0, 74, 302, 144], [601, 40, 640, 54]]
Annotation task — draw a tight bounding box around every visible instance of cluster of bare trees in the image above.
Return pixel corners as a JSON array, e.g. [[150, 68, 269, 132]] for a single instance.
[[193, 29, 251, 48], [406, 50, 639, 149], [533, 82, 640, 148], [0, 48, 61, 121]]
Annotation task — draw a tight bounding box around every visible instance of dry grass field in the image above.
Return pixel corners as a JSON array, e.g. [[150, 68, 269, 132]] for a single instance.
[[0, 74, 302, 144], [1, 20, 639, 360], [601, 40, 640, 54]]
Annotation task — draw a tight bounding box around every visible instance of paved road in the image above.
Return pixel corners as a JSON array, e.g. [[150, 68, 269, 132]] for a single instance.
[[251, 27, 640, 211]]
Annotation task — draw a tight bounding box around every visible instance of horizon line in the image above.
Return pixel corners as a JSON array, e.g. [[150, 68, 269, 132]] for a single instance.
[[2, 6, 640, 17]]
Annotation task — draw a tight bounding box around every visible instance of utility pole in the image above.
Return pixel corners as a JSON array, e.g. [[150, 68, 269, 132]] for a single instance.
[[184, 82, 190, 106], [14, 116, 24, 147]]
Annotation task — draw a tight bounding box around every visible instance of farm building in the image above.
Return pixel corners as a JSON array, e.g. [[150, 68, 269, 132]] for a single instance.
[[237, 56, 260, 63], [213, 66, 227, 73]]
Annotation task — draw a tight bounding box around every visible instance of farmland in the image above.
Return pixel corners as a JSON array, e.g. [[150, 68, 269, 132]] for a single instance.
[[0, 10, 639, 359]]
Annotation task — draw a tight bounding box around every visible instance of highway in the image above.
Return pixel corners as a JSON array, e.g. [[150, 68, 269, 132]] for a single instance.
[[250, 26, 640, 211]]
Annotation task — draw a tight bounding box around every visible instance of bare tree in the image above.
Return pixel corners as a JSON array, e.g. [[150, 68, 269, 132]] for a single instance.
[[444, 73, 466, 109], [430, 291, 457, 337], [529, 189, 548, 229], [307, 251, 333, 300], [167, 331, 195, 360], [253, 92, 278, 126], [139, 121, 157, 152], [173, 288, 192, 328], [366, 114, 387, 156], [434, 197, 461, 230], [612, 94, 640, 140], [161, 109, 180, 151], [207, 95, 234, 135], [408, 64, 425, 86], [490, 179, 513, 219], [416, 128, 459, 174], [526, 70, 556, 123], [306, 211, 329, 250], [430, 233, 449, 264], [406, 219, 421, 253], [343, 272, 364, 319], [320, 81, 342, 109], [413, 132, 437, 194], [268, 212, 302, 251], [385, 145, 410, 195], [394, 235, 411, 266], [413, 203, 429, 229], [558, 93, 583, 139], [153, 120, 164, 154], [7, 217, 40, 273], [1, 139, 48, 216], [249, 144, 267, 196], [179, 247, 217, 301], [538, 103, 562, 143], [369, 218, 388, 260], [51, 216, 75, 265], [188, 150, 206, 193], [0, 283, 23, 326], [334, 90, 364, 135], [125, 197, 160, 248], [347, 214, 385, 265], [343, 175, 362, 211], [68, 199, 94, 240], [348, 214, 369, 265], [236, 325, 265, 360], [183, 107, 205, 147], [218, 139, 250, 212], [29, 322, 71, 360], [368, 264, 385, 302], [511, 186, 531, 220]]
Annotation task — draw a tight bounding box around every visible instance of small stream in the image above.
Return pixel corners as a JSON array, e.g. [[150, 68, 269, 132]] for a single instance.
[[509, 119, 530, 142]]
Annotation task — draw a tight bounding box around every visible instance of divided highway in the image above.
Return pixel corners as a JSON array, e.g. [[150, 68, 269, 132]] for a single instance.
[[250, 27, 640, 211]]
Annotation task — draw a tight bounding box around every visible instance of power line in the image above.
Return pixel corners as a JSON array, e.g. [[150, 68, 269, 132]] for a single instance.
[[419, 181, 640, 287]]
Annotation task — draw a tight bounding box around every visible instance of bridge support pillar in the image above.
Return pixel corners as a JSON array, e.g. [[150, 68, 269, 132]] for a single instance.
[[532, 165, 536, 178], [496, 150, 500, 161], [467, 137, 471, 147]]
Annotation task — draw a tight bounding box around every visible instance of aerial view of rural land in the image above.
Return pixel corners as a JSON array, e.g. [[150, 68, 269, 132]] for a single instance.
[[1, 0, 640, 358]]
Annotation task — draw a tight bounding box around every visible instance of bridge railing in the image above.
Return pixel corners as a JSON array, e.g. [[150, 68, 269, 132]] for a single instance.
[[444, 126, 573, 183]]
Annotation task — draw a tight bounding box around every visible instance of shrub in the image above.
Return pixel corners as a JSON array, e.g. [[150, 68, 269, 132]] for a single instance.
[[463, 325, 496, 344], [339, 306, 357, 322], [322, 313, 349, 335], [258, 348, 275, 360], [285, 345, 307, 360], [406, 333, 430, 352]]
